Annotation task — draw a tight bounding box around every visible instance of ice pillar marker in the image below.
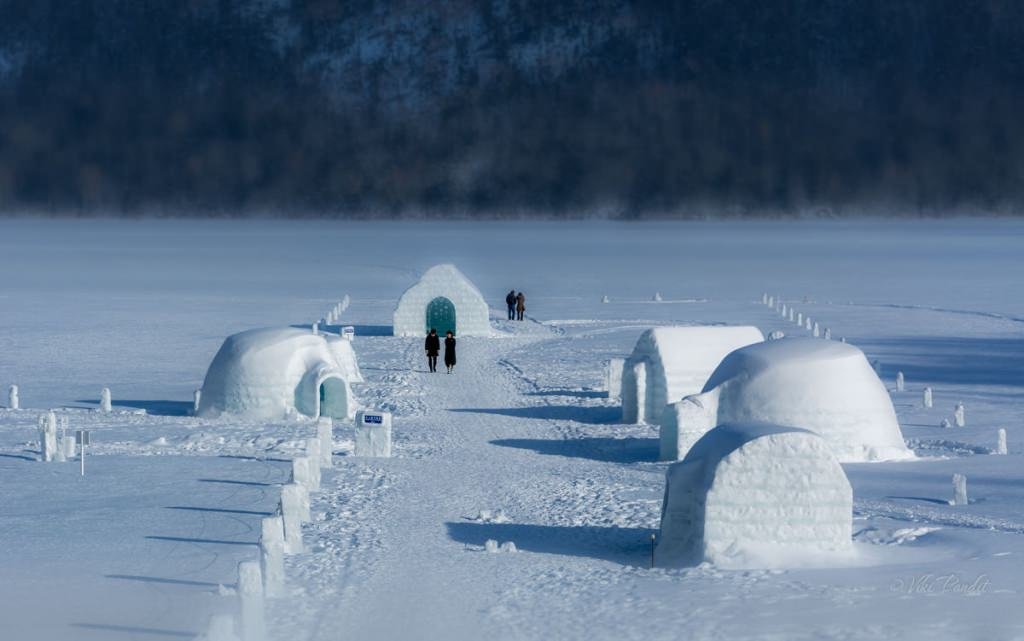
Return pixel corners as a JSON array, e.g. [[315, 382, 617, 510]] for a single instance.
[[605, 358, 624, 402], [304, 439, 322, 490], [38, 411, 57, 462], [196, 614, 239, 641], [100, 387, 112, 413], [923, 387, 933, 408], [8, 384, 18, 410], [813, 322, 820, 337], [896, 371, 905, 392], [260, 516, 286, 598], [317, 418, 334, 468], [824, 327, 832, 340], [237, 560, 265, 641], [797, 312, 803, 326], [280, 484, 305, 554], [954, 402, 966, 428], [997, 429, 1007, 455], [193, 389, 202, 414], [952, 474, 968, 506], [291, 456, 318, 493]]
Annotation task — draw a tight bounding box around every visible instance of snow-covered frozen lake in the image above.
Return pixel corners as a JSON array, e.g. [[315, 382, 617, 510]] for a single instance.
[[1, 218, 1023, 640]]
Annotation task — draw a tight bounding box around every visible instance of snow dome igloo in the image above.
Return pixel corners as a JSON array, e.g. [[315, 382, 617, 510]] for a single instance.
[[393, 264, 490, 337], [197, 327, 362, 420], [620, 326, 764, 425], [660, 337, 913, 462], [657, 422, 853, 568]]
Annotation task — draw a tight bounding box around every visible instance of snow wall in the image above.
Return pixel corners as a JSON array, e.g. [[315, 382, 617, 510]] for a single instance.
[[657, 422, 853, 568], [197, 327, 362, 420], [393, 264, 491, 337], [661, 337, 913, 462], [621, 326, 764, 425]]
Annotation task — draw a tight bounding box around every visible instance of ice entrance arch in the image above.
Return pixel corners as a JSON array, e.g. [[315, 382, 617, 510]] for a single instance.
[[426, 297, 456, 335], [317, 375, 349, 419]]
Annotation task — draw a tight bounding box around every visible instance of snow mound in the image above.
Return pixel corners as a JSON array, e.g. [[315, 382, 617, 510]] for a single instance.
[[621, 325, 764, 425], [393, 264, 491, 337], [657, 422, 853, 569], [661, 337, 913, 462], [197, 327, 362, 420]]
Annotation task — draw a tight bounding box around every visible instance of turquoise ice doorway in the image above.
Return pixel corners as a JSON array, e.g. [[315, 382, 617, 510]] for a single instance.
[[426, 297, 456, 335]]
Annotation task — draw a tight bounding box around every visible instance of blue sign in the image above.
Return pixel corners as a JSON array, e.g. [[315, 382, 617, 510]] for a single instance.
[[363, 414, 383, 424]]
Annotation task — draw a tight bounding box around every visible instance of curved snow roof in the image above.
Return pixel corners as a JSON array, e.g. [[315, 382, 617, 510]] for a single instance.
[[698, 337, 912, 462], [197, 327, 361, 420]]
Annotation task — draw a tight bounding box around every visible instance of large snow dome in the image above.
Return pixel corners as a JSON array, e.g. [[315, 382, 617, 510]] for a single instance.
[[197, 327, 363, 420], [393, 264, 490, 337], [621, 326, 764, 425], [661, 337, 913, 462], [657, 422, 853, 568]]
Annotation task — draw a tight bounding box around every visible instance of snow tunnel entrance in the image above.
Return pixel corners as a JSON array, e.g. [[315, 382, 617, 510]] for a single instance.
[[426, 297, 456, 336], [318, 376, 349, 419]]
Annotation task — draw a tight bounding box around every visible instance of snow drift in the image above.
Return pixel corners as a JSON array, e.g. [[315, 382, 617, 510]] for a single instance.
[[657, 422, 853, 568], [660, 337, 912, 462], [393, 264, 490, 337], [620, 326, 764, 425], [197, 327, 362, 420]]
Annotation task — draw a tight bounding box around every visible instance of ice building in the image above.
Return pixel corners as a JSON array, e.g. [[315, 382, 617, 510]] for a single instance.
[[197, 327, 362, 420], [660, 337, 912, 462], [620, 326, 764, 425], [393, 264, 491, 337], [657, 422, 853, 568]]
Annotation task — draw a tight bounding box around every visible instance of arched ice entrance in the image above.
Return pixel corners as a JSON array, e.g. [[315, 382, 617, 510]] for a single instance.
[[426, 296, 456, 335], [318, 375, 349, 419]]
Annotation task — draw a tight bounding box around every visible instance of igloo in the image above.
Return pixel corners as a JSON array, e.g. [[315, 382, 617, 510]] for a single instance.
[[197, 327, 362, 420], [620, 326, 764, 425], [656, 422, 853, 568], [661, 337, 913, 462], [393, 264, 490, 337]]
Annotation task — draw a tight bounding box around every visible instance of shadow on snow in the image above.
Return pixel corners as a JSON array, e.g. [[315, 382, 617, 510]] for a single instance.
[[449, 405, 621, 425], [856, 336, 1024, 387], [491, 437, 658, 464], [446, 521, 655, 566], [73, 399, 193, 417]]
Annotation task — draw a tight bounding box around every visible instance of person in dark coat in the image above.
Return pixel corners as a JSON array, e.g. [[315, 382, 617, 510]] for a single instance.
[[444, 330, 457, 374], [505, 290, 516, 320], [425, 328, 440, 372], [516, 291, 525, 321]]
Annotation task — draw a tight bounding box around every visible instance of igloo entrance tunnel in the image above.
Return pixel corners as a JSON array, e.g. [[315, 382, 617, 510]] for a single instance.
[[197, 327, 362, 420], [657, 422, 853, 568], [393, 264, 490, 337], [620, 326, 764, 425]]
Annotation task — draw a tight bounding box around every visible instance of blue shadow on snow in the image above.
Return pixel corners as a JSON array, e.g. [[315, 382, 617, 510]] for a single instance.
[[446, 522, 655, 566], [491, 437, 658, 464], [449, 405, 620, 425], [856, 336, 1024, 387], [73, 399, 192, 417]]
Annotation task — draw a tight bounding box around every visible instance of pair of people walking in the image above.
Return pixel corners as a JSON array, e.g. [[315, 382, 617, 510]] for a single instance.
[[505, 289, 526, 321], [425, 328, 456, 373]]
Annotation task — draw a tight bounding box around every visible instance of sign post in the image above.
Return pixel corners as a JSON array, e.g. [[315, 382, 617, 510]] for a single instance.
[[76, 430, 90, 476]]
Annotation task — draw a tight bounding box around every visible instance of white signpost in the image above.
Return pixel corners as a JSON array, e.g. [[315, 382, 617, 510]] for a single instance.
[[355, 411, 392, 457], [76, 430, 91, 476]]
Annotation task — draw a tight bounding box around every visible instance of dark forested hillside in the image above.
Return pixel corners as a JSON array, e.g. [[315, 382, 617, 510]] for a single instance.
[[2, 1, 1024, 216]]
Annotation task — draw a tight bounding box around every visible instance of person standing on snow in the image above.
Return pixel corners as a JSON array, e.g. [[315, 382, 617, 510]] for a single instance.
[[516, 291, 526, 321], [505, 290, 517, 320], [444, 330, 457, 374], [425, 328, 440, 372]]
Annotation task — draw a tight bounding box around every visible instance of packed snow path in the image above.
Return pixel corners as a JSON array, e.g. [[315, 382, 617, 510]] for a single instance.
[[279, 323, 659, 640]]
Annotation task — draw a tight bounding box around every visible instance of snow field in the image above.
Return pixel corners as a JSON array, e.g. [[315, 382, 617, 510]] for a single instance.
[[1, 219, 1024, 640]]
